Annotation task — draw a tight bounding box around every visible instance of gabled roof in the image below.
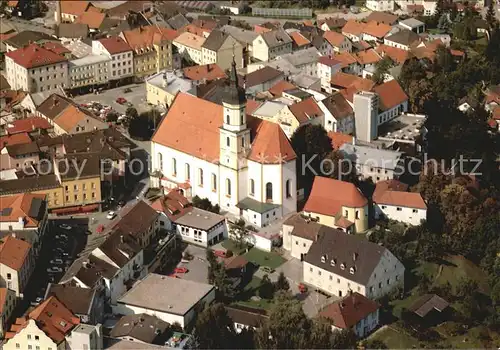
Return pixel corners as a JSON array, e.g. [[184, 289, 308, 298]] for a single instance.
[[110, 314, 170, 343], [372, 79, 408, 111], [289, 97, 324, 123], [362, 21, 392, 39], [385, 29, 420, 46], [5, 43, 67, 69], [201, 29, 228, 51], [376, 44, 410, 64], [328, 131, 354, 150], [0, 288, 14, 314], [45, 284, 97, 316], [260, 28, 292, 48], [268, 80, 297, 97], [373, 179, 426, 209], [122, 26, 178, 51], [0, 193, 46, 228], [174, 31, 206, 50], [289, 31, 311, 47], [355, 49, 382, 65], [75, 10, 106, 29], [167, 13, 190, 30], [304, 176, 368, 217], [4, 30, 56, 49], [151, 189, 193, 221], [0, 235, 32, 271], [60, 0, 89, 16], [321, 17, 347, 29], [317, 55, 342, 67], [183, 64, 226, 81], [342, 20, 365, 36], [247, 118, 296, 164], [365, 11, 399, 25], [321, 93, 353, 120], [242, 66, 283, 87], [0, 132, 31, 148], [323, 31, 347, 47], [112, 200, 159, 240], [98, 36, 132, 54], [319, 292, 379, 328]]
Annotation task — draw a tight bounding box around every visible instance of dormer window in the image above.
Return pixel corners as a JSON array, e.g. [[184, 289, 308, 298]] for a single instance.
[[321, 254, 328, 263], [330, 259, 336, 266], [340, 263, 345, 270], [350, 267, 356, 274]]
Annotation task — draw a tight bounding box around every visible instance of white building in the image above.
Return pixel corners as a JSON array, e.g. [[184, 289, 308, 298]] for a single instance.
[[150, 60, 297, 228], [226, 306, 269, 333], [317, 56, 342, 92], [173, 32, 206, 65], [365, 0, 395, 11], [202, 29, 243, 71], [0, 288, 16, 339], [0, 235, 34, 298], [66, 324, 103, 350], [373, 180, 427, 225], [282, 213, 329, 261], [114, 273, 216, 329], [68, 54, 111, 89], [303, 228, 405, 299], [5, 43, 69, 93], [319, 92, 355, 134], [252, 29, 293, 62], [92, 36, 134, 82]]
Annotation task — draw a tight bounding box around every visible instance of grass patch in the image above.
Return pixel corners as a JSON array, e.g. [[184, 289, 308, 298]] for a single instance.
[[233, 276, 274, 310], [369, 326, 420, 349], [243, 248, 286, 269], [220, 239, 248, 255]]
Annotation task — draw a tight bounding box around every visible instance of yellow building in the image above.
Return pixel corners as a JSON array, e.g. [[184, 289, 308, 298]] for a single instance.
[[303, 176, 368, 233], [121, 26, 176, 78]]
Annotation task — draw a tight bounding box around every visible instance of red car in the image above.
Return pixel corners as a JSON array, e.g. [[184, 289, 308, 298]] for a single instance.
[[116, 97, 127, 104], [298, 283, 308, 294], [214, 250, 226, 258], [174, 267, 189, 274]]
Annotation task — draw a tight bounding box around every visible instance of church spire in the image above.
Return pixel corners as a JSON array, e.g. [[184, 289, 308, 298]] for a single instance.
[[222, 54, 246, 105]]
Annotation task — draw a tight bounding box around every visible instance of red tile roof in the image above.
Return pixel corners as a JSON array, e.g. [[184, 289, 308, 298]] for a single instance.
[[183, 64, 226, 82], [362, 21, 392, 39], [304, 177, 368, 217], [75, 11, 106, 29], [122, 26, 178, 51], [318, 55, 342, 67], [0, 288, 12, 314], [0, 235, 32, 271], [60, 0, 89, 16], [0, 193, 46, 228], [246, 99, 262, 115], [5, 44, 67, 69], [331, 72, 370, 89], [376, 44, 410, 64], [151, 189, 193, 221], [0, 132, 31, 148], [323, 31, 347, 47], [289, 31, 310, 47], [373, 180, 427, 209], [5, 117, 52, 135], [98, 36, 132, 54], [373, 80, 408, 111], [319, 292, 379, 328], [355, 49, 382, 65], [365, 11, 399, 25], [268, 80, 296, 97], [332, 52, 358, 68], [181, 23, 209, 37], [342, 20, 366, 36], [247, 118, 296, 164], [289, 97, 324, 123], [328, 131, 354, 150], [41, 42, 71, 56]]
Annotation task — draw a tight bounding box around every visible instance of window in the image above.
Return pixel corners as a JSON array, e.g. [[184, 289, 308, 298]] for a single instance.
[[396, 207, 402, 211], [240, 112, 244, 125], [265, 182, 273, 201], [158, 153, 163, 171], [250, 179, 255, 196], [412, 209, 418, 213], [286, 179, 291, 198], [74, 184, 78, 190], [28, 346, 32, 350], [310, 267, 313, 272], [226, 178, 231, 197], [172, 158, 177, 175], [15, 344, 20, 349], [295, 241, 298, 245], [241, 137, 245, 148], [226, 115, 230, 124], [28, 335, 32, 340], [355, 210, 359, 219], [185, 163, 190, 180], [211, 173, 217, 191], [7, 273, 11, 279], [226, 137, 230, 147], [378, 282, 382, 288], [329, 275, 333, 281], [318, 270, 321, 275], [344, 210, 348, 217]]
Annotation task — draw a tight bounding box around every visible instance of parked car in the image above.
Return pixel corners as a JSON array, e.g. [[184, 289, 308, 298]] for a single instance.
[[214, 250, 226, 258], [116, 97, 127, 104], [47, 267, 63, 273], [123, 87, 132, 93], [106, 211, 116, 220], [59, 224, 72, 230], [174, 267, 188, 274], [50, 259, 64, 265], [298, 283, 308, 294], [261, 266, 274, 274], [30, 297, 43, 306], [55, 234, 68, 240]]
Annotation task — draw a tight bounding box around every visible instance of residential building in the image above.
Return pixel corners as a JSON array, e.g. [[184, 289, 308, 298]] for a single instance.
[[240, 66, 284, 95], [319, 92, 355, 134], [114, 273, 216, 329], [317, 56, 342, 92], [4, 31, 58, 52], [0, 235, 34, 297], [151, 61, 297, 227], [399, 18, 426, 34], [365, 11, 399, 26], [2, 116, 51, 136], [110, 314, 170, 345], [201, 29, 243, 70], [366, 0, 395, 11], [276, 47, 321, 77], [303, 177, 369, 233], [361, 21, 393, 42], [320, 18, 347, 32], [373, 180, 427, 225], [174, 208, 227, 247], [288, 31, 312, 51], [0, 142, 40, 171], [5, 44, 69, 93], [324, 31, 352, 53], [121, 26, 177, 78], [146, 70, 196, 108], [0, 288, 16, 339], [225, 305, 269, 333], [0, 193, 48, 252], [92, 36, 134, 84], [75, 10, 107, 33], [173, 32, 206, 65], [45, 283, 105, 325], [275, 97, 325, 138], [319, 292, 380, 338], [340, 143, 404, 182], [182, 64, 226, 82], [112, 200, 160, 249], [384, 29, 421, 51], [220, 25, 259, 65], [252, 29, 293, 62], [303, 227, 405, 299], [342, 20, 366, 42], [59, 0, 90, 22], [61, 228, 146, 304], [66, 323, 103, 350], [68, 54, 111, 90]]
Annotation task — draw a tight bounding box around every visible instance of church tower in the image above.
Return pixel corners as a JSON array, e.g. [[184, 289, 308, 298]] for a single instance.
[[219, 57, 251, 170]]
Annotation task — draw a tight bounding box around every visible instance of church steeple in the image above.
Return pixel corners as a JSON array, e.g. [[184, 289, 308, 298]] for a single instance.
[[223, 56, 246, 105]]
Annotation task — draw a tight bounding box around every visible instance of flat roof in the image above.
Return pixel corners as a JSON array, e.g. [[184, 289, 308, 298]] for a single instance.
[[399, 18, 425, 28], [237, 197, 279, 214], [252, 101, 286, 118], [117, 273, 214, 316], [340, 143, 402, 170], [63, 40, 92, 58], [378, 113, 426, 142], [70, 54, 110, 67], [174, 207, 225, 231]]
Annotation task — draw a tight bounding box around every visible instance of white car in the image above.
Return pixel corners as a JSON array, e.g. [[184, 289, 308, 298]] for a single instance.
[[59, 224, 72, 230], [106, 211, 116, 220]]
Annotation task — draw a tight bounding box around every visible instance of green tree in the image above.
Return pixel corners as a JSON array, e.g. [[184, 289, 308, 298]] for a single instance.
[[229, 218, 249, 248], [330, 328, 357, 349], [192, 195, 220, 213], [398, 58, 426, 91], [309, 318, 333, 348], [207, 249, 218, 283], [371, 56, 393, 84], [194, 303, 236, 349], [128, 109, 163, 140], [274, 272, 290, 292], [125, 106, 138, 119], [259, 274, 275, 299], [213, 263, 237, 301], [486, 1, 498, 30]]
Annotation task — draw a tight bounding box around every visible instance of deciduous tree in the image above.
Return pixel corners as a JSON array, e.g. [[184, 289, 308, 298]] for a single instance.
[[194, 303, 236, 349]]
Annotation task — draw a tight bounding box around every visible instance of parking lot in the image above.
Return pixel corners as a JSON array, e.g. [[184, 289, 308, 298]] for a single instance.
[[72, 83, 152, 116], [174, 244, 209, 284]]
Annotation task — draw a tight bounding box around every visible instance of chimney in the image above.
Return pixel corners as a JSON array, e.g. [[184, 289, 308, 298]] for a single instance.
[[56, 0, 62, 25]]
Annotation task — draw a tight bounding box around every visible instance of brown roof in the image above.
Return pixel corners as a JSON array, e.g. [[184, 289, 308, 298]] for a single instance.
[[373, 180, 426, 209], [268, 80, 296, 97], [151, 189, 193, 221], [407, 4, 424, 13], [317, 55, 342, 67], [42, 42, 71, 56], [0, 235, 32, 271], [45, 284, 97, 316], [362, 21, 392, 39], [52, 104, 93, 132], [373, 80, 408, 111], [122, 26, 178, 51], [289, 31, 310, 47], [75, 11, 106, 29], [225, 305, 269, 328], [331, 72, 368, 89], [246, 99, 262, 114], [0, 193, 46, 228], [224, 255, 248, 270], [365, 11, 399, 25], [304, 176, 367, 217], [342, 20, 366, 36], [110, 314, 170, 343], [181, 23, 207, 37], [304, 227, 389, 284], [319, 292, 379, 328], [283, 213, 332, 240], [323, 31, 347, 47], [242, 66, 283, 88], [112, 200, 159, 239], [289, 97, 324, 123], [0, 288, 13, 314], [36, 94, 73, 120], [99, 228, 142, 268], [321, 17, 347, 29], [409, 294, 449, 317], [322, 93, 353, 121], [385, 29, 420, 46], [0, 132, 31, 148], [332, 52, 358, 68], [5, 43, 67, 69], [328, 132, 354, 150], [183, 64, 226, 82], [376, 44, 410, 64], [98, 36, 132, 54], [247, 118, 296, 164], [4, 141, 39, 156], [60, 0, 89, 16]]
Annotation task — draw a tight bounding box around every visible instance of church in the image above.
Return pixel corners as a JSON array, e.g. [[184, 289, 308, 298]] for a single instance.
[[150, 59, 297, 228]]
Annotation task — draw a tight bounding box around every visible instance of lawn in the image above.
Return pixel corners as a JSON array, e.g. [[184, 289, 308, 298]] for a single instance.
[[233, 276, 274, 311], [369, 325, 420, 348], [243, 248, 286, 269], [220, 239, 248, 255]]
